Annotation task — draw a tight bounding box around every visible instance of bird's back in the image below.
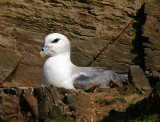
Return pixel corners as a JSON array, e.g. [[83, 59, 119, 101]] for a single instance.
[[72, 67, 128, 89]]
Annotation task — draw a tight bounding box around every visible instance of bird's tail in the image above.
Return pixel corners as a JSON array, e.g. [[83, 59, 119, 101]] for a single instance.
[[115, 71, 128, 82]]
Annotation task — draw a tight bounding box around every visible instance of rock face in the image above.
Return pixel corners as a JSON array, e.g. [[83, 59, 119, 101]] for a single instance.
[[0, 0, 160, 121], [129, 65, 152, 92], [142, 1, 160, 72], [148, 81, 160, 114], [0, 0, 147, 87], [0, 46, 22, 85], [0, 86, 149, 122]]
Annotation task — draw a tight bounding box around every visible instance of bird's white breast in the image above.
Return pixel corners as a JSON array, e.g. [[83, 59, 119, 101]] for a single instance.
[[42, 56, 75, 89]]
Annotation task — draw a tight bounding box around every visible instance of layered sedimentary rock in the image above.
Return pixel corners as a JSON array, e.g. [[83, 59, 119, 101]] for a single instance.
[[142, 1, 160, 72], [0, 0, 146, 87], [0, 0, 160, 121], [0, 86, 149, 121]]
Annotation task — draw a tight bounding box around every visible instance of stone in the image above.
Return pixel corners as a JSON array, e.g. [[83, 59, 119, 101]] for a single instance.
[[0, 0, 153, 87], [147, 81, 160, 114], [96, 86, 110, 93], [119, 83, 138, 95], [109, 80, 138, 95], [0, 0, 145, 72], [0, 85, 151, 122], [109, 80, 123, 88], [84, 83, 99, 92], [0, 87, 91, 121], [128, 65, 152, 92], [63, 91, 90, 116], [0, 47, 22, 85], [11, 64, 41, 87], [142, 1, 160, 71], [0, 0, 160, 121], [152, 71, 160, 79]]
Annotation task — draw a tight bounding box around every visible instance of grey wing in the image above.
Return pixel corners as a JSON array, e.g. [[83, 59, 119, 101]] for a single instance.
[[73, 67, 128, 89], [73, 74, 95, 89]]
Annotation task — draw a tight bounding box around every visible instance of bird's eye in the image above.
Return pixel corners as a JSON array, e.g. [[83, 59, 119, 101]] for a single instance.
[[51, 38, 59, 43]]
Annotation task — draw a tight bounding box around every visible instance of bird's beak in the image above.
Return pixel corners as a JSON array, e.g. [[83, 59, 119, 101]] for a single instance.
[[40, 46, 49, 58]]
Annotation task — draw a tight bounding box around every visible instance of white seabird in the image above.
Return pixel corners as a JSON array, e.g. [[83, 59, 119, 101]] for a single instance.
[[40, 33, 128, 89]]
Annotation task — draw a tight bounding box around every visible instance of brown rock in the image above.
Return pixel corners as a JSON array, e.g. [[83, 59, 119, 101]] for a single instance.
[[142, 1, 160, 71], [11, 64, 41, 87], [109, 80, 123, 88], [119, 83, 138, 95], [0, 0, 145, 72], [0, 0, 153, 87], [1, 88, 37, 121], [0, 0, 160, 121], [0, 47, 22, 85], [128, 65, 152, 92], [0, 85, 151, 121], [96, 85, 110, 92], [148, 81, 160, 113], [109, 80, 138, 95], [63, 91, 90, 116], [152, 71, 160, 79], [84, 83, 99, 92]]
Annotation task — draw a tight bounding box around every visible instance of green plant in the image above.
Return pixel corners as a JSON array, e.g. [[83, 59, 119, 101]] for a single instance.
[[100, 99, 112, 105], [134, 113, 160, 121], [118, 113, 160, 122], [46, 117, 74, 122], [103, 99, 112, 105]]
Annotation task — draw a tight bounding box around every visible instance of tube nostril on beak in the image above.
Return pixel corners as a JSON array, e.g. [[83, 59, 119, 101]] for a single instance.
[[41, 46, 49, 52]]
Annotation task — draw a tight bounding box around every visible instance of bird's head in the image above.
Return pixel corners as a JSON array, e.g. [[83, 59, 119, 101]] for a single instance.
[[40, 33, 70, 58]]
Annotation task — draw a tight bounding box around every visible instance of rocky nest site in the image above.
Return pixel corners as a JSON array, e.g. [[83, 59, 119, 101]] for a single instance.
[[0, 0, 160, 121]]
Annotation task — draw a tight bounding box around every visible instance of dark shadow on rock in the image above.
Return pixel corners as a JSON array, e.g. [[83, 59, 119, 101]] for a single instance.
[[0, 95, 2, 121], [34, 87, 56, 122], [148, 75, 160, 88], [33, 87, 77, 121], [130, 3, 160, 88], [100, 81, 160, 122], [20, 93, 37, 121], [100, 98, 158, 122], [130, 4, 146, 70]]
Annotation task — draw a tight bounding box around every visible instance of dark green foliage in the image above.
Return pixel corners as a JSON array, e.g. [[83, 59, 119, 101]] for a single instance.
[[46, 117, 75, 122], [102, 99, 112, 105], [118, 114, 160, 122]]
